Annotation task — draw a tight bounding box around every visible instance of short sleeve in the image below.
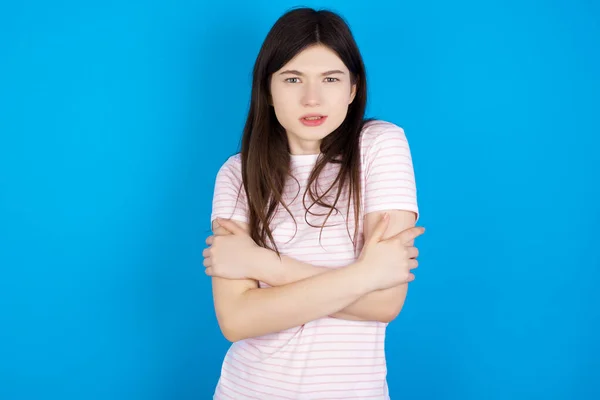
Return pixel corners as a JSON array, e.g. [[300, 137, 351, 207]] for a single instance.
[[362, 123, 419, 221], [210, 156, 249, 225]]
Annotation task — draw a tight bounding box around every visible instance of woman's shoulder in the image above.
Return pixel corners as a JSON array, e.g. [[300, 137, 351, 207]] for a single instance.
[[359, 119, 408, 150], [215, 153, 243, 183], [219, 153, 242, 170]]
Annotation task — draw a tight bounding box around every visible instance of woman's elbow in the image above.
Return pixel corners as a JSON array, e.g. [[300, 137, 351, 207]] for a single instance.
[[221, 329, 243, 343], [218, 318, 242, 342], [379, 306, 401, 323], [379, 298, 406, 323], [217, 314, 252, 343]]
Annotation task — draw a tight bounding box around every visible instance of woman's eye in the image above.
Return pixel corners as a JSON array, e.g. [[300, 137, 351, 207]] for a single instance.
[[284, 77, 340, 83]]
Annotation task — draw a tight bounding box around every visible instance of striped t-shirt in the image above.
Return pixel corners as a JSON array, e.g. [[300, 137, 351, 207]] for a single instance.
[[210, 120, 419, 399]]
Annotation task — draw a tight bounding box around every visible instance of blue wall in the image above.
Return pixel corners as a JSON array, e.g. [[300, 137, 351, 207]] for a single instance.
[[1, 1, 598, 399]]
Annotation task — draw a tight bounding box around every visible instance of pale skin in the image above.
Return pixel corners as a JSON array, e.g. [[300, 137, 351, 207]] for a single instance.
[[205, 44, 425, 342], [269, 44, 357, 155]]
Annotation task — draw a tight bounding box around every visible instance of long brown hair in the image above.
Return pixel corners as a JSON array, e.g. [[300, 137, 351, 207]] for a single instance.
[[240, 7, 371, 255]]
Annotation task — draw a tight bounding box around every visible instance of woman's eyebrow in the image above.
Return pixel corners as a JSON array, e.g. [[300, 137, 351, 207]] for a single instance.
[[278, 69, 346, 76]]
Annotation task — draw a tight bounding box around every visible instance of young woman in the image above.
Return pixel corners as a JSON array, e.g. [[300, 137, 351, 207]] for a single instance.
[[203, 7, 425, 400]]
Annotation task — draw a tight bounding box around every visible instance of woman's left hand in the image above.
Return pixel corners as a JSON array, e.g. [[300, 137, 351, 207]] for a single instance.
[[203, 218, 262, 280]]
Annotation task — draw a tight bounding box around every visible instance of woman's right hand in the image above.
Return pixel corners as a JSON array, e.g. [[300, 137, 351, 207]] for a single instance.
[[357, 213, 425, 291]]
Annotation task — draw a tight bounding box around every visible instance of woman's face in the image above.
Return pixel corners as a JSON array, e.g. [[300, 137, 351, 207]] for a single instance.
[[270, 45, 357, 155]]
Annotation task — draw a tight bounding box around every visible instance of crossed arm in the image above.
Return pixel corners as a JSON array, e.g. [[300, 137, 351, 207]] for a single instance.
[[210, 209, 417, 340]]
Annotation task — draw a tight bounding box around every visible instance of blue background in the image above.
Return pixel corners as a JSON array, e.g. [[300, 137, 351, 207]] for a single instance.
[[1, 0, 598, 399]]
